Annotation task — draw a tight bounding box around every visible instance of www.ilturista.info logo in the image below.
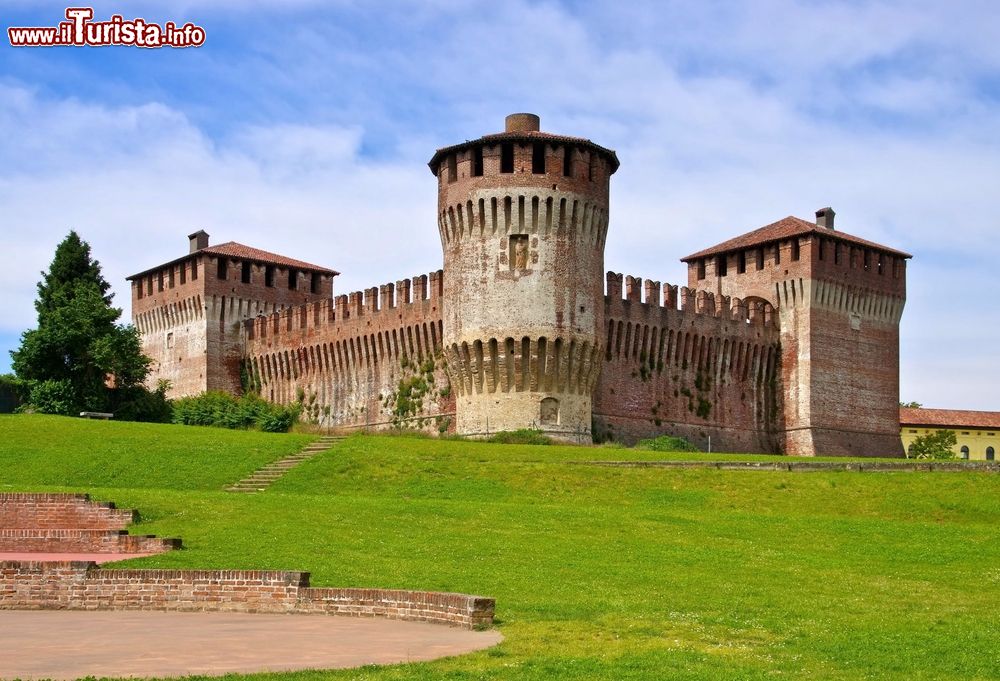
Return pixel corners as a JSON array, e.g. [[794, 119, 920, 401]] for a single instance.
[[8, 7, 206, 48]]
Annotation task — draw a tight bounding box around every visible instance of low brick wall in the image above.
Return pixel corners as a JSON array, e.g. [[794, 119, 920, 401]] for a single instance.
[[0, 529, 181, 554], [0, 562, 495, 629], [302, 587, 495, 628], [0, 493, 136, 530]]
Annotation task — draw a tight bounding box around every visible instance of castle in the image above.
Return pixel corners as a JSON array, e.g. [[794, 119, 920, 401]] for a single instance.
[[128, 114, 910, 456]]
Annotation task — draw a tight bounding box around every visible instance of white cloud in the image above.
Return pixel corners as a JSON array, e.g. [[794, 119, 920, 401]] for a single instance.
[[0, 85, 441, 340], [2, 0, 998, 409]]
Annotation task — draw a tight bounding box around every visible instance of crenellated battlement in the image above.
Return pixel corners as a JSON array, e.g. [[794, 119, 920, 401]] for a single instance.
[[245, 270, 443, 344], [604, 272, 778, 328]]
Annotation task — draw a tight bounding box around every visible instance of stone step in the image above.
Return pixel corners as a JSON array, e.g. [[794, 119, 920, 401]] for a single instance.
[[225, 436, 344, 493]]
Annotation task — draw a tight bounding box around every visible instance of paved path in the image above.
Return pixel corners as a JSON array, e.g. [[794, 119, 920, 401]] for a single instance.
[[0, 551, 156, 563], [0, 610, 502, 680]]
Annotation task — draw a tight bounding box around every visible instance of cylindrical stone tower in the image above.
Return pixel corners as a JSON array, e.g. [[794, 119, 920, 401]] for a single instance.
[[428, 113, 619, 443]]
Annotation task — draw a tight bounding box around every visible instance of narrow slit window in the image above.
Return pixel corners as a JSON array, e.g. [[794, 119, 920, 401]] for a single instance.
[[241, 261, 252, 284], [180, 262, 186, 285], [217, 258, 228, 280], [863, 249, 871, 271], [532, 143, 545, 174], [447, 154, 457, 183], [168, 267, 175, 288], [311, 273, 321, 294], [472, 146, 484, 177], [756, 248, 764, 270], [500, 143, 514, 173], [265, 265, 275, 287], [791, 239, 800, 261], [818, 238, 825, 261], [774, 243, 781, 265], [191, 259, 198, 280], [697, 259, 706, 280], [737, 251, 746, 274], [563, 145, 573, 177], [288, 268, 298, 290], [158, 271, 164, 291], [717, 255, 728, 277], [834, 242, 841, 265]]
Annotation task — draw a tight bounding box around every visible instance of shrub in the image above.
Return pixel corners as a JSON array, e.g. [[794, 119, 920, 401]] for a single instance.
[[906, 430, 957, 460], [172, 391, 300, 432], [24, 379, 77, 415], [487, 429, 552, 445], [109, 381, 172, 423], [635, 435, 700, 452], [0, 374, 27, 413]]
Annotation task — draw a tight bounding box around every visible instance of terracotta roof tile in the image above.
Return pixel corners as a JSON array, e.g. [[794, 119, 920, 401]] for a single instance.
[[681, 216, 911, 262], [201, 242, 338, 275], [900, 407, 1000, 430], [127, 241, 338, 280]]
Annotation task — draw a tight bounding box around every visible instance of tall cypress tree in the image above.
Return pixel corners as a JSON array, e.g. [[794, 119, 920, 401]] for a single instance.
[[11, 231, 150, 414], [34, 230, 112, 321]]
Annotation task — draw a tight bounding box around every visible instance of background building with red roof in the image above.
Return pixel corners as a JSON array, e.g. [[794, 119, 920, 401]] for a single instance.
[[900, 407, 999, 460]]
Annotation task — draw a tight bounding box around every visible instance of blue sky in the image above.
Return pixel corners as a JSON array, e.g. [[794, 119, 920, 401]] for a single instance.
[[2, 0, 998, 409]]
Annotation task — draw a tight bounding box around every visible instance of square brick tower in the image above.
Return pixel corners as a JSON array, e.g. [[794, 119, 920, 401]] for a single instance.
[[682, 209, 910, 456], [127, 232, 337, 398]]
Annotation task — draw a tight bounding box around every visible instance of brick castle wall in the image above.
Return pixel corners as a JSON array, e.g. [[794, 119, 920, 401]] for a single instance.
[[243, 272, 454, 432], [594, 273, 782, 450], [0, 562, 494, 629]]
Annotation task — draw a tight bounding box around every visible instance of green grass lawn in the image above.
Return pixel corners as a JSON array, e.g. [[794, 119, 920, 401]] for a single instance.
[[0, 414, 314, 489], [3, 416, 999, 680]]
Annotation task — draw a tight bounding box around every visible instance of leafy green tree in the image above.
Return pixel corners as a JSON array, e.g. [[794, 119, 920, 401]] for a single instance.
[[11, 232, 151, 415], [900, 401, 923, 408], [906, 430, 958, 460]]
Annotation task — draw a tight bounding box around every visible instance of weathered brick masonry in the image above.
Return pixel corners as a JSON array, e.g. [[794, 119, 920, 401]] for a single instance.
[[242, 272, 454, 429], [130, 115, 910, 455], [1, 493, 136, 531], [129, 233, 336, 398], [595, 273, 781, 452], [0, 562, 495, 629], [0, 493, 179, 555]]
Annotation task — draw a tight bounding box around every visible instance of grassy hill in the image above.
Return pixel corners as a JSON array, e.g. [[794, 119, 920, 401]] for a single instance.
[[0, 414, 313, 489], [2, 415, 998, 680]]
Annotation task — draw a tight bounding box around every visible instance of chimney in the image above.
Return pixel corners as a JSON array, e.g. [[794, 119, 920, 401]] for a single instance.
[[816, 207, 835, 230], [188, 230, 209, 253], [505, 113, 540, 133]]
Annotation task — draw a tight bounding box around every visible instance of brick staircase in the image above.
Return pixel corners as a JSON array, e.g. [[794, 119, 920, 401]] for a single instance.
[[226, 435, 344, 493], [0, 493, 181, 558]]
